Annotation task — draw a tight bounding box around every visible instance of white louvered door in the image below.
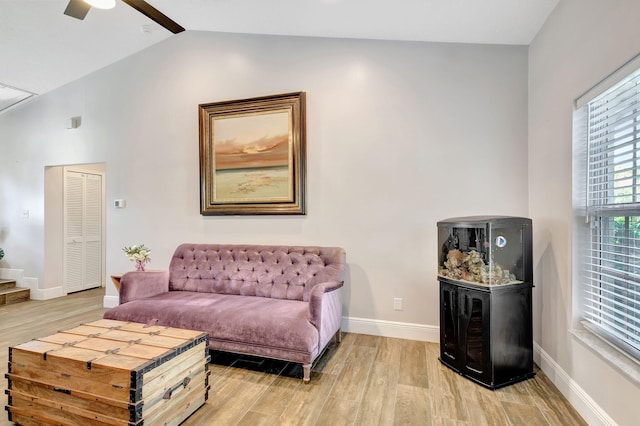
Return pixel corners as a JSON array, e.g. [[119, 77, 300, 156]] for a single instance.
[[64, 170, 103, 293]]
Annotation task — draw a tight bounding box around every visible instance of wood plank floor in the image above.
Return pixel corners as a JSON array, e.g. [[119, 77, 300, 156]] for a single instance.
[[0, 287, 587, 425]]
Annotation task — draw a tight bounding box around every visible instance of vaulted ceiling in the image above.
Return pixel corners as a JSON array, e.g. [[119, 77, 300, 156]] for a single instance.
[[0, 0, 559, 99]]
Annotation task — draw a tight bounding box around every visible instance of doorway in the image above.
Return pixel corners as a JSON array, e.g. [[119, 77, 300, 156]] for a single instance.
[[44, 163, 106, 295]]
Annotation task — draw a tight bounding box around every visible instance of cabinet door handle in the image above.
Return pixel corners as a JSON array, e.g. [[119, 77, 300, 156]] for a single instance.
[[464, 294, 468, 315]]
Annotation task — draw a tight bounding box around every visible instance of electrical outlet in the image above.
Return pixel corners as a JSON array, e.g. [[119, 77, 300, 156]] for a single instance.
[[394, 297, 403, 311]]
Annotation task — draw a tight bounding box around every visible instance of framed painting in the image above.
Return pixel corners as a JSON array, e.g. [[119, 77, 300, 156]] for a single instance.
[[199, 92, 306, 215]]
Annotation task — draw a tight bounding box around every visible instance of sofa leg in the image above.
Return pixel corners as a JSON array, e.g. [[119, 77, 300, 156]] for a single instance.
[[303, 364, 311, 383], [336, 329, 342, 343]]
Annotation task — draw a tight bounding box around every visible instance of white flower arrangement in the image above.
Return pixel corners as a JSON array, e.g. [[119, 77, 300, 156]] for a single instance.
[[123, 244, 151, 262], [122, 244, 151, 271]]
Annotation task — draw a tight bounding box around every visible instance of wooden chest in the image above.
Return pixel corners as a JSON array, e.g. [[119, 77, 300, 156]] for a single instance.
[[5, 319, 210, 425]]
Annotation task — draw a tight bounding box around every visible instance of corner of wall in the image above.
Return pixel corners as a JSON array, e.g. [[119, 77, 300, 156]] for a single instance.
[[534, 342, 617, 426]]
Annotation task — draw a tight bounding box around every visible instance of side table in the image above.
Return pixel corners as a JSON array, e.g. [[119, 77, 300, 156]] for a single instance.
[[110, 274, 123, 292]]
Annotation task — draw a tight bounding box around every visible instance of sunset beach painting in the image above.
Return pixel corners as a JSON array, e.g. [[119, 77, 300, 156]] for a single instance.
[[199, 92, 306, 215], [213, 110, 292, 202]]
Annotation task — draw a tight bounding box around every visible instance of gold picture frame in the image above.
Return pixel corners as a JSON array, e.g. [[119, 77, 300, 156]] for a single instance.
[[199, 92, 306, 215]]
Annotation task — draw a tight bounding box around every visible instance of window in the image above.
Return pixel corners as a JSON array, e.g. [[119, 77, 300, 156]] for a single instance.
[[575, 63, 640, 360], [0, 82, 35, 113]]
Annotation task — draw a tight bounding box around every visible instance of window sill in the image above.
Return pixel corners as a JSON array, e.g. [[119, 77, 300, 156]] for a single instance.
[[571, 327, 640, 387]]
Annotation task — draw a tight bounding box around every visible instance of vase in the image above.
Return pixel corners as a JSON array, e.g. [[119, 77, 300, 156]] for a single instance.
[[135, 259, 146, 272]]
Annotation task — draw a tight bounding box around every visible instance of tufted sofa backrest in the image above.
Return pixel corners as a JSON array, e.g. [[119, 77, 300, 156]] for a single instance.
[[168, 244, 346, 301]]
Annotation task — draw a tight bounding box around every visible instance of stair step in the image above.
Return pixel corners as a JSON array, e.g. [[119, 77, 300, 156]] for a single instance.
[[0, 287, 30, 306], [0, 279, 17, 291]]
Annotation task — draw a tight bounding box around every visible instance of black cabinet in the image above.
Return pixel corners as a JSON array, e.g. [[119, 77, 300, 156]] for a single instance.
[[437, 216, 534, 389], [439, 278, 534, 389]]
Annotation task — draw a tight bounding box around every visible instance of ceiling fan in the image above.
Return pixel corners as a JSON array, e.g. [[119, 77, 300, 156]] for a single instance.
[[64, 0, 185, 34]]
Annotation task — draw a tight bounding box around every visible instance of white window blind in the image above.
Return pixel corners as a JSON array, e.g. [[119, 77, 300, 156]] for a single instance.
[[582, 66, 640, 359]]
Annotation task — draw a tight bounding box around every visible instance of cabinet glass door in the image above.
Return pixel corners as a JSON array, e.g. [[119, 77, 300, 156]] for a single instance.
[[465, 296, 485, 372], [440, 283, 457, 362], [459, 288, 491, 383]]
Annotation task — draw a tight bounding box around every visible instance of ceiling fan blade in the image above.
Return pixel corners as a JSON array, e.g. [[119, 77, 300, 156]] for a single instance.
[[122, 0, 185, 34], [64, 0, 91, 20]]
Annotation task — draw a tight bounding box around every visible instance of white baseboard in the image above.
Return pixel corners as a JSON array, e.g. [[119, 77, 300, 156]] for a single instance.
[[0, 268, 25, 281], [534, 342, 616, 426], [30, 285, 64, 301], [103, 295, 119, 308], [0, 268, 55, 300], [341, 316, 439, 342]]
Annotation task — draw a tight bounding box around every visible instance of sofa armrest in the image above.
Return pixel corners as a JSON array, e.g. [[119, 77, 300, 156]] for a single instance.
[[119, 271, 170, 304], [309, 280, 344, 332]]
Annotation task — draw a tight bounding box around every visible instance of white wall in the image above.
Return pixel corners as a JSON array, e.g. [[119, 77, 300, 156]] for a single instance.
[[529, 1, 640, 425], [0, 31, 528, 332]]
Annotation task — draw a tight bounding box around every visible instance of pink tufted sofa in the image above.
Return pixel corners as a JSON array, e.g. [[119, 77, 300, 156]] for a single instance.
[[104, 244, 346, 382]]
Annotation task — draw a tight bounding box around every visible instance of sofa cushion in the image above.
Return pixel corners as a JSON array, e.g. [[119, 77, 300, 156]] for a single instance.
[[103, 291, 319, 354], [168, 244, 345, 301]]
